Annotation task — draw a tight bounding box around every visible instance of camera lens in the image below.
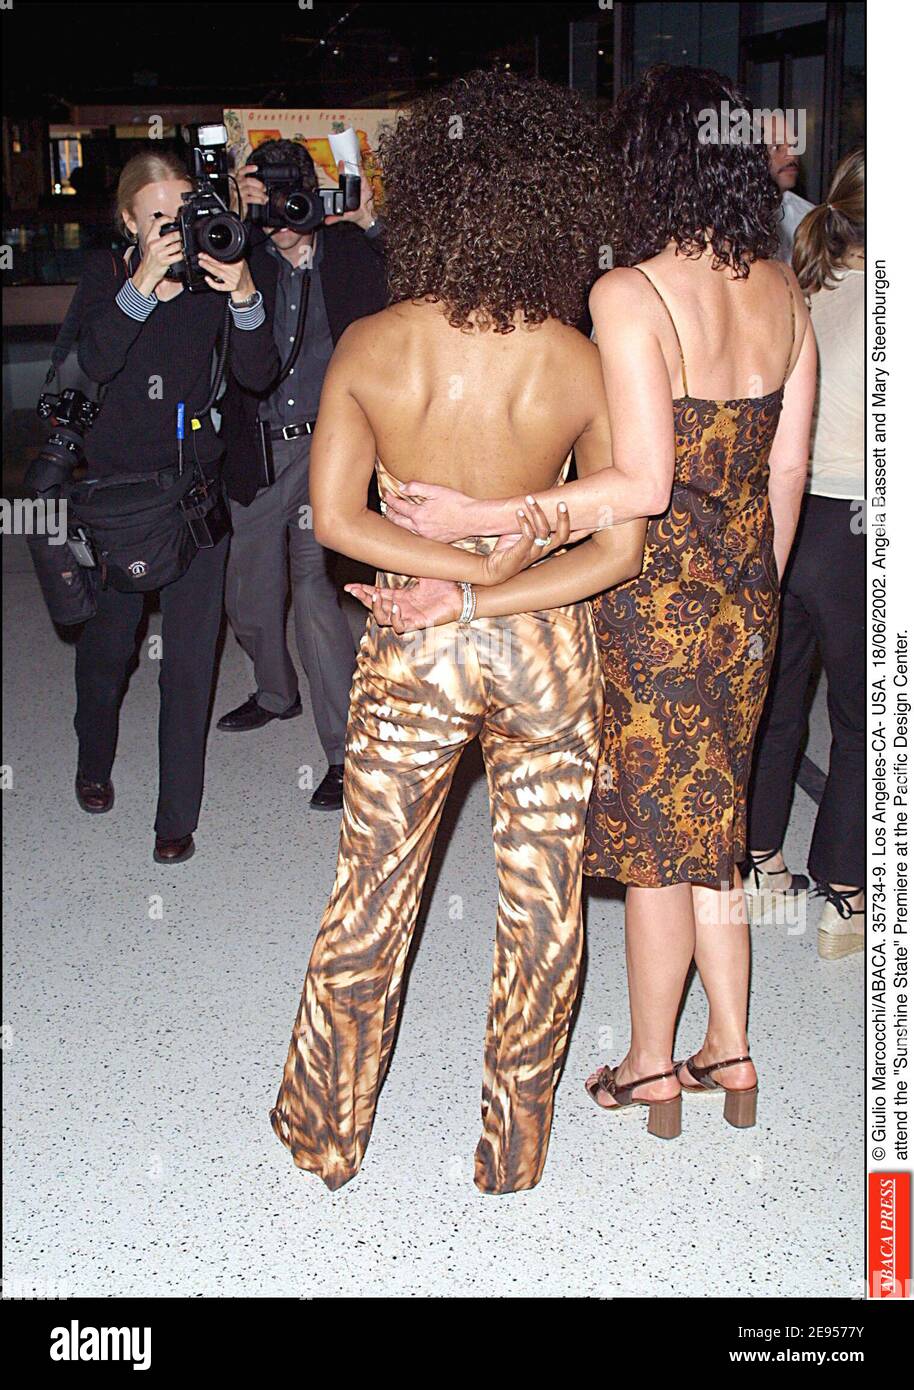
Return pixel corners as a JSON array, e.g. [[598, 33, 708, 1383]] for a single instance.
[[25, 429, 86, 494], [282, 190, 321, 231], [200, 213, 248, 262], [207, 223, 232, 251]]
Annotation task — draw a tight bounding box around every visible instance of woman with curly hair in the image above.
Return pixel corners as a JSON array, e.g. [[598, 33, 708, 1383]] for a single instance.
[[269, 69, 647, 1194], [382, 65, 818, 1135]]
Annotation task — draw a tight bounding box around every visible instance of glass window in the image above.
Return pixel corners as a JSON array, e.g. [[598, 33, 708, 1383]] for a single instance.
[[786, 52, 825, 201], [743, 3, 827, 33], [631, 2, 742, 85], [632, 3, 702, 75], [839, 1, 865, 155]]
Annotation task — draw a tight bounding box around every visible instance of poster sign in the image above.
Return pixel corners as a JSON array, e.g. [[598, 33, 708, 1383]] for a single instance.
[[222, 107, 400, 190]]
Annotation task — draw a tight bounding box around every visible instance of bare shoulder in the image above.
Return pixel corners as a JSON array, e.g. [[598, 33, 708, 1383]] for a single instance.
[[589, 265, 654, 316], [754, 257, 811, 341], [533, 318, 601, 391], [783, 262, 810, 324], [334, 304, 402, 357], [756, 256, 806, 303]]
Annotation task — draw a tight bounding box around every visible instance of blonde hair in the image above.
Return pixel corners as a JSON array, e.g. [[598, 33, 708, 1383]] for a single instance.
[[792, 146, 864, 293], [115, 148, 190, 240]]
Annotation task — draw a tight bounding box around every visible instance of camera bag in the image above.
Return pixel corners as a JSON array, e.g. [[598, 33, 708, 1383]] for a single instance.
[[64, 466, 202, 592]]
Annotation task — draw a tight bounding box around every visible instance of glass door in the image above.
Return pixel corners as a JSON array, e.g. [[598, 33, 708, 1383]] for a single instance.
[[742, 18, 828, 202]]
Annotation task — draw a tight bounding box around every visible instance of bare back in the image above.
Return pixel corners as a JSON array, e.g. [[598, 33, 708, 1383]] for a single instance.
[[345, 301, 607, 497], [631, 250, 805, 401]]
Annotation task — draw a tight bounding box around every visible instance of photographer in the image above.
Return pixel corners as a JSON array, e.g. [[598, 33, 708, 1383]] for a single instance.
[[216, 139, 387, 811], [72, 149, 279, 863]]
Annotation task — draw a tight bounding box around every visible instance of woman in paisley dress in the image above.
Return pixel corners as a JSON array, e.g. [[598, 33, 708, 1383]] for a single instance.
[[381, 65, 818, 1136]]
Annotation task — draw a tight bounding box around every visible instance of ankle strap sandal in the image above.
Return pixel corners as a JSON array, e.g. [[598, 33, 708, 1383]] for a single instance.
[[675, 1055, 758, 1129], [815, 884, 865, 959], [584, 1063, 682, 1139], [814, 884, 865, 920], [746, 850, 809, 895]]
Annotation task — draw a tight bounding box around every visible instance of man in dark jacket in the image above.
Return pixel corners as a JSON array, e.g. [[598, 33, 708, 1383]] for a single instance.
[[217, 139, 387, 810]]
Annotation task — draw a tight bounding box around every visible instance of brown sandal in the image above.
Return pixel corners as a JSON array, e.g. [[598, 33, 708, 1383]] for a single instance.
[[584, 1064, 682, 1139], [675, 1055, 758, 1128]]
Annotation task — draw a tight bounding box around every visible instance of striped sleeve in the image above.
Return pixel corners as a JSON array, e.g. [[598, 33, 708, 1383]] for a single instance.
[[229, 291, 266, 330], [115, 278, 158, 322]]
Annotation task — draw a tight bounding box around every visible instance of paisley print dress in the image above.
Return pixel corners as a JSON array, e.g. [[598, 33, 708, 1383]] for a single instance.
[[584, 266, 793, 889]]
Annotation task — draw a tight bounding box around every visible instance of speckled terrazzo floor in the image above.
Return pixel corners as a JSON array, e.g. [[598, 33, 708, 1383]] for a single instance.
[[2, 534, 861, 1298]]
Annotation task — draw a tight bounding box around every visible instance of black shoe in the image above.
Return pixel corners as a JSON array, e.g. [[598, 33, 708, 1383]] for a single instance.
[[310, 764, 344, 811], [154, 833, 195, 864], [217, 693, 302, 732], [75, 774, 114, 814]]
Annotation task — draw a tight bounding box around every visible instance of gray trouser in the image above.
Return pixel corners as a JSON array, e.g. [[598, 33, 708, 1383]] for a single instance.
[[224, 435, 356, 764]]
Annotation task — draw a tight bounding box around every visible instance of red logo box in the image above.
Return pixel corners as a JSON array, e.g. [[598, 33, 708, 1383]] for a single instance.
[[868, 1172, 911, 1298]]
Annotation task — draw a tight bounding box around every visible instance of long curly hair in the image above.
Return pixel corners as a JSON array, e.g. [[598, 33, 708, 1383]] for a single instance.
[[609, 64, 781, 276], [378, 68, 614, 332]]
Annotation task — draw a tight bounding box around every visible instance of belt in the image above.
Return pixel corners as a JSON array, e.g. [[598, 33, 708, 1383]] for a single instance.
[[267, 420, 317, 442]]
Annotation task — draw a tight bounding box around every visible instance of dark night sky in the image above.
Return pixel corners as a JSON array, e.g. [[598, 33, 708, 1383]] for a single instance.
[[3, 1, 606, 113]]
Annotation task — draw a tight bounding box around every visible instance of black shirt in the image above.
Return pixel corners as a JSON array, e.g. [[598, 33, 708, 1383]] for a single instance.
[[76, 248, 279, 475], [219, 222, 388, 505], [261, 231, 334, 428]]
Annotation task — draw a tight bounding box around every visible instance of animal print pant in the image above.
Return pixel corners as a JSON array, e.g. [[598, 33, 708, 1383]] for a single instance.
[[270, 600, 603, 1194]]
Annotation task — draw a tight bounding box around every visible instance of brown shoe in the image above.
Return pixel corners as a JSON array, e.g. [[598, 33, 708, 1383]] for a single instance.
[[675, 1054, 759, 1128], [75, 774, 114, 814], [153, 833, 195, 864], [584, 1062, 682, 1138]]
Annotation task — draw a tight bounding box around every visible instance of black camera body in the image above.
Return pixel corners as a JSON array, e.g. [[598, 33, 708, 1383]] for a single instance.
[[160, 129, 248, 292], [159, 190, 248, 292], [37, 386, 99, 434], [27, 388, 101, 493], [248, 163, 361, 233]]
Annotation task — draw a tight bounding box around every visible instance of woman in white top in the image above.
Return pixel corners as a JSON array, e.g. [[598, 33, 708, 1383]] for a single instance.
[[746, 148, 865, 957]]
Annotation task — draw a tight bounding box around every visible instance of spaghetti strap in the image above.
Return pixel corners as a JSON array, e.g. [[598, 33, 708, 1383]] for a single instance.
[[631, 266, 689, 397], [774, 260, 797, 384]]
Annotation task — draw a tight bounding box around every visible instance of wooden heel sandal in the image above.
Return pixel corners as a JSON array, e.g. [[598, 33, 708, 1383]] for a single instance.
[[675, 1054, 758, 1128], [584, 1064, 682, 1139]]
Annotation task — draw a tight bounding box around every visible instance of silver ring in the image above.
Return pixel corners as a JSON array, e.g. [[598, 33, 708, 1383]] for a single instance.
[[533, 536, 549, 548]]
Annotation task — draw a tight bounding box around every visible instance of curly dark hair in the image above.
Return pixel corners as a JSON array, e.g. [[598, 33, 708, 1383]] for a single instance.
[[378, 68, 614, 332], [609, 64, 781, 276]]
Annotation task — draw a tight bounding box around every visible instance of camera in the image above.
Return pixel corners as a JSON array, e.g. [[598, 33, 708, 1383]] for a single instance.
[[26, 388, 101, 493], [248, 163, 361, 233], [160, 125, 249, 292]]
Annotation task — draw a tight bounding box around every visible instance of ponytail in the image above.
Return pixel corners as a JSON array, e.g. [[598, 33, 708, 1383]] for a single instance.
[[792, 146, 864, 293]]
